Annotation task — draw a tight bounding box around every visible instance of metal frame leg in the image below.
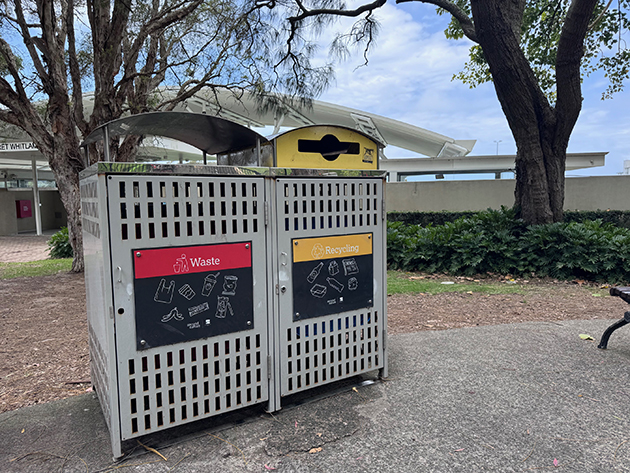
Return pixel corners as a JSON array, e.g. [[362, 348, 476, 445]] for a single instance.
[[598, 311, 630, 349]]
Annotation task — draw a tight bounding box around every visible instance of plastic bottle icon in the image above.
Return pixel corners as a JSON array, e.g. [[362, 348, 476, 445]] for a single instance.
[[307, 262, 324, 283]]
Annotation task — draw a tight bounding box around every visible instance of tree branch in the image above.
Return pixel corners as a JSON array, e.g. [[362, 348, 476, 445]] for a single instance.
[[0, 38, 28, 99], [64, 0, 88, 136], [555, 0, 599, 138], [125, 0, 203, 66], [0, 109, 21, 127], [397, 0, 478, 43], [588, 0, 614, 30], [289, 0, 387, 22], [12, 1, 51, 91]]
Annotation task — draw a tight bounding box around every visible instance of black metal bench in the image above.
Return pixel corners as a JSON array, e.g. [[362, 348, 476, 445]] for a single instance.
[[598, 287, 630, 349]]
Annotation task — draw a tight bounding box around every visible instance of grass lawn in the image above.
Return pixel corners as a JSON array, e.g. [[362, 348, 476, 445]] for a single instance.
[[386, 270, 609, 296], [0, 258, 73, 279]]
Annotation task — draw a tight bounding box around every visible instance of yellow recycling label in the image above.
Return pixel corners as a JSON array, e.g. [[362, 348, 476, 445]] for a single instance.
[[293, 233, 372, 263]]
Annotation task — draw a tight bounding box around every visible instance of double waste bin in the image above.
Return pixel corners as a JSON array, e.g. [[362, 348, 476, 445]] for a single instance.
[[80, 112, 387, 458]]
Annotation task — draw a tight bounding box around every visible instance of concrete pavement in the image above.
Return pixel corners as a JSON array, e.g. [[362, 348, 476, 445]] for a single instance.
[[2, 318, 630, 472], [0, 235, 51, 263]]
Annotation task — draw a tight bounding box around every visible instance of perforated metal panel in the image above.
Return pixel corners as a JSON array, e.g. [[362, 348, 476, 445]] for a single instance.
[[80, 174, 121, 456], [107, 174, 270, 442], [273, 178, 387, 398]]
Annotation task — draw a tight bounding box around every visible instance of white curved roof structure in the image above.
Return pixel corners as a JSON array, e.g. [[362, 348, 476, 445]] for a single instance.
[[167, 88, 476, 158]]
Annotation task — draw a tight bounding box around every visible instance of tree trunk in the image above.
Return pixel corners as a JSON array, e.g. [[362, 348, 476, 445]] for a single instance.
[[470, 0, 579, 224], [29, 127, 85, 272], [49, 153, 84, 272], [513, 138, 566, 224], [46, 95, 85, 272]]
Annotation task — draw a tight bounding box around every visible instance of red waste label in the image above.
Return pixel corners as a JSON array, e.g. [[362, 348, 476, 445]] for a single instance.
[[133, 242, 252, 279]]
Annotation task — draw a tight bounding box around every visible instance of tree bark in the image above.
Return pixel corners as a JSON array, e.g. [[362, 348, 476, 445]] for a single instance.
[[470, 0, 585, 224], [48, 148, 84, 273]]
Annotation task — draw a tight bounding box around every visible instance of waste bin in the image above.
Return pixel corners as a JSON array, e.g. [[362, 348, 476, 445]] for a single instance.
[[80, 112, 387, 458]]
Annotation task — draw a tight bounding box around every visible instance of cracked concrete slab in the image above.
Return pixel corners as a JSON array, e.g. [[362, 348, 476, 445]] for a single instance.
[[263, 391, 365, 456]]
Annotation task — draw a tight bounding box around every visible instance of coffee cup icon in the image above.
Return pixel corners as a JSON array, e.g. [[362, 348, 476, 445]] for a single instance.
[[202, 272, 220, 296], [222, 275, 238, 295]]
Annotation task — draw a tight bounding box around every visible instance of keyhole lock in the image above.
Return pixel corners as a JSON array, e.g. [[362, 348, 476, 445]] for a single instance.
[[281, 286, 287, 294]]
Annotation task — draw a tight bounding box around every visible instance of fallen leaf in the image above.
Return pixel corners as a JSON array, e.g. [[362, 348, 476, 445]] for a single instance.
[[264, 464, 277, 470], [21, 428, 24, 434], [579, 334, 594, 340], [316, 433, 323, 437], [309, 447, 323, 454], [553, 458, 559, 467], [454, 448, 465, 452]]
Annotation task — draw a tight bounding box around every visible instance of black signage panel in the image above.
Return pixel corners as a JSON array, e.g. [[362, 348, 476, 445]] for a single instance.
[[292, 234, 373, 321], [132, 242, 253, 350]]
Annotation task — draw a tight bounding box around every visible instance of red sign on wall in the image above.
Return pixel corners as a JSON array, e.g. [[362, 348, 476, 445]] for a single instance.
[[15, 200, 32, 219]]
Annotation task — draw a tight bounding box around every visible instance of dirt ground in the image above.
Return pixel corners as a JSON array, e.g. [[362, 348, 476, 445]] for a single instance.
[[0, 272, 624, 414]]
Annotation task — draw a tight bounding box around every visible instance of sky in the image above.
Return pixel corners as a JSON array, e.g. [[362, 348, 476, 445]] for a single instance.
[[309, 1, 630, 177]]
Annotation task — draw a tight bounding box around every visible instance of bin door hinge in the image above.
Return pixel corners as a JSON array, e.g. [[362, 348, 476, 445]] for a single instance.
[[382, 200, 386, 221], [264, 202, 269, 227], [267, 356, 272, 379], [275, 284, 279, 295]]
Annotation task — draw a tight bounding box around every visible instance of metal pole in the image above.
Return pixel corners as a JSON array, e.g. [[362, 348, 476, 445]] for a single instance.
[[82, 145, 89, 168], [203, 150, 207, 165], [31, 158, 42, 236], [494, 140, 502, 155], [256, 138, 261, 166], [103, 126, 111, 162]]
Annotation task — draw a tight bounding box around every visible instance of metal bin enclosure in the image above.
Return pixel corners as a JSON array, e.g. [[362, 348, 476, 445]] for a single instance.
[[79, 113, 387, 459], [81, 165, 273, 459]]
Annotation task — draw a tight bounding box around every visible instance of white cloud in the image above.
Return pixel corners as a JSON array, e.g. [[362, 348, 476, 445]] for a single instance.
[[309, 2, 629, 173], [313, 3, 516, 156]]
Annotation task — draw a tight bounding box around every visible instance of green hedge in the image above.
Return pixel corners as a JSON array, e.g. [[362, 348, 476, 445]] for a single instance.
[[388, 211, 476, 226], [387, 207, 630, 283], [388, 209, 630, 229]]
